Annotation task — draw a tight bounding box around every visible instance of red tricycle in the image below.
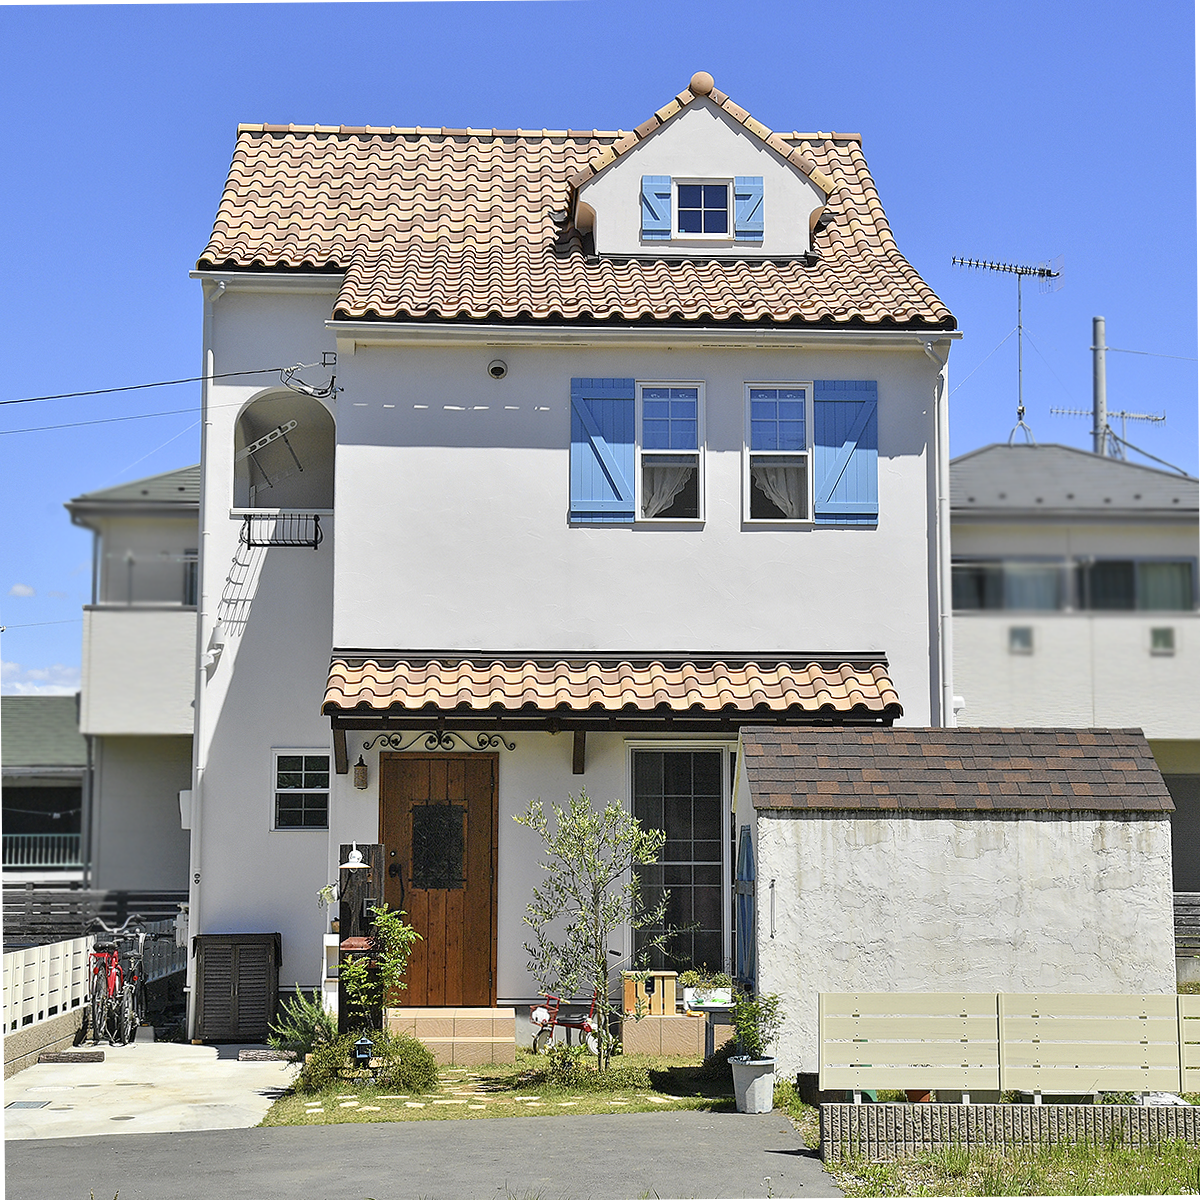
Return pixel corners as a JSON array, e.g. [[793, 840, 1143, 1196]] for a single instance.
[[529, 992, 599, 1054]]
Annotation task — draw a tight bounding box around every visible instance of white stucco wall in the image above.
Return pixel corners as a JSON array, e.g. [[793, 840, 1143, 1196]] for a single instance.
[[578, 99, 824, 258], [91, 735, 193, 891], [80, 608, 197, 735], [755, 809, 1177, 1077], [952, 518, 1200, 739]]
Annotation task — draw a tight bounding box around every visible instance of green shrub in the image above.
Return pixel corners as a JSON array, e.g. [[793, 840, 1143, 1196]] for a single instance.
[[293, 1029, 438, 1096], [268, 984, 336, 1060], [732, 991, 783, 1059], [678, 968, 732, 989], [534, 1042, 652, 1092], [700, 1035, 739, 1076]]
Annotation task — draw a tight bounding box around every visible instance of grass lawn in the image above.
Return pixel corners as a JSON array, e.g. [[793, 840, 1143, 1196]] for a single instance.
[[261, 1048, 737, 1126], [772, 1086, 1200, 1196]]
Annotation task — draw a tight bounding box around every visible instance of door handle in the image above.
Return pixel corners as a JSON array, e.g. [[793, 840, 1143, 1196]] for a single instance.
[[389, 861, 404, 905]]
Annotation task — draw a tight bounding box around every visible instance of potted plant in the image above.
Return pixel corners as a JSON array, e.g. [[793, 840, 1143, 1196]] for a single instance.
[[679, 967, 733, 1012], [730, 991, 783, 1113], [317, 883, 340, 933]]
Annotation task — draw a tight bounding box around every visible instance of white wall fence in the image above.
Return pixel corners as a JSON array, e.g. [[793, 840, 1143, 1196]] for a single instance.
[[819, 992, 1200, 1098], [2, 922, 185, 1033]]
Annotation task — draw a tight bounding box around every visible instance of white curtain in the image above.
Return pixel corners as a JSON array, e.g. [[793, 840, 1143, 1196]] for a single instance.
[[642, 464, 694, 518], [751, 463, 805, 519]]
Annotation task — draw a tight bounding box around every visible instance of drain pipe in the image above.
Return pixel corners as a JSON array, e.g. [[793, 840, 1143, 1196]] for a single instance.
[[923, 339, 956, 727]]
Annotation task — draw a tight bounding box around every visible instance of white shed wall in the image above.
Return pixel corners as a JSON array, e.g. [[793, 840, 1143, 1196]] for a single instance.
[[755, 809, 1176, 1076]]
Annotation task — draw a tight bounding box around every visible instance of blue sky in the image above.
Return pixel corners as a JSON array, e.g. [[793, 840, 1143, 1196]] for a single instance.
[[1, 0, 1195, 693]]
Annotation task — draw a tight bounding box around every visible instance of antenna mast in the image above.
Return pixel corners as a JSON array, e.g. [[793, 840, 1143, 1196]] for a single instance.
[[952, 257, 1062, 443]]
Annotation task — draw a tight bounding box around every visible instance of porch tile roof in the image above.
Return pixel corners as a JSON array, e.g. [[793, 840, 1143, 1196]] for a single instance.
[[197, 74, 953, 330], [739, 727, 1174, 813], [323, 655, 902, 720]]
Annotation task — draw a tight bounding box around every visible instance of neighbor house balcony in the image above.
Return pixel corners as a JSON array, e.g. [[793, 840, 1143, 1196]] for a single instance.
[[2, 833, 82, 870]]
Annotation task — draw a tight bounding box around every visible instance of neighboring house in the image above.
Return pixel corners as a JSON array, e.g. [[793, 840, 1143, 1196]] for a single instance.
[[64, 466, 197, 891], [185, 71, 958, 1041], [1, 695, 87, 883], [949, 444, 1200, 885]]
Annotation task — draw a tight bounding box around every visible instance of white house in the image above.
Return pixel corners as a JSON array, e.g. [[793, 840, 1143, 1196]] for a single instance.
[[950, 443, 1200, 886], [65, 467, 197, 892], [184, 72, 961, 1046]]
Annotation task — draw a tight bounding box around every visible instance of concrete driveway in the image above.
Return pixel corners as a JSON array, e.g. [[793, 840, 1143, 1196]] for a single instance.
[[3, 1033, 297, 1140]]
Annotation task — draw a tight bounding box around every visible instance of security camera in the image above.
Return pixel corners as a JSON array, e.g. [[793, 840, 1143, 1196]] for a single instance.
[[488, 360, 508, 380]]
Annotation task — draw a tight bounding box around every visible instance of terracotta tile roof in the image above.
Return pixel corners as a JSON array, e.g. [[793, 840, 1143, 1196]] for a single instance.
[[739, 726, 1174, 813], [322, 655, 902, 721], [197, 75, 953, 329]]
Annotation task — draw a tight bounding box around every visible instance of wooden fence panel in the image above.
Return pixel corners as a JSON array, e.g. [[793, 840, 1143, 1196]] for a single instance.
[[819, 993, 1000, 1092], [999, 993, 1181, 1093]]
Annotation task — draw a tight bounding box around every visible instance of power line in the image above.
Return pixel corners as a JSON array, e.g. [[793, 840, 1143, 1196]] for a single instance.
[[0, 408, 199, 436], [1, 366, 293, 408], [0, 619, 83, 629], [1108, 347, 1197, 362]]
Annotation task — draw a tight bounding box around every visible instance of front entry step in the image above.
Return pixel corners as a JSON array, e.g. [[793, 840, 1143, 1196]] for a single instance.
[[387, 1007, 516, 1066]]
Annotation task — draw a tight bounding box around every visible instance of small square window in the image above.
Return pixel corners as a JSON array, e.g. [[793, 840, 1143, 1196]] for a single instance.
[[1150, 627, 1176, 655], [639, 385, 702, 520], [274, 750, 329, 829], [1008, 626, 1034, 655], [677, 183, 728, 235]]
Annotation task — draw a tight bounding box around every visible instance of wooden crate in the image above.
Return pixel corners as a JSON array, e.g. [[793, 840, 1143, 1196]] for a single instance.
[[622, 971, 677, 1016]]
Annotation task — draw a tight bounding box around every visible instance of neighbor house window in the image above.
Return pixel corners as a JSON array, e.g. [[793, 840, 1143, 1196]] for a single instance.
[[1008, 626, 1034, 655], [1151, 627, 1176, 655], [638, 384, 702, 520], [1077, 559, 1196, 611], [274, 752, 329, 829], [745, 385, 810, 520], [631, 749, 725, 972], [183, 549, 198, 607], [952, 560, 1063, 610]]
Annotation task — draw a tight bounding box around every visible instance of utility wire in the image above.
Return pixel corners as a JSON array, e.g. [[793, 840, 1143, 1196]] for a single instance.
[[0, 619, 83, 629], [1108, 431, 1194, 477], [0, 408, 199, 436], [949, 327, 1017, 395], [1, 366, 293, 408], [1109, 347, 1197, 362]]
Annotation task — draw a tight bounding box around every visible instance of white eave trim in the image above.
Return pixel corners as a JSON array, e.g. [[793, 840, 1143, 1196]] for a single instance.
[[327, 319, 962, 353], [190, 270, 343, 296]]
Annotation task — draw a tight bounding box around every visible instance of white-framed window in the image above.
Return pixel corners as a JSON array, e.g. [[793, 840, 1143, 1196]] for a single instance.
[[1008, 626, 1034, 655], [744, 384, 812, 521], [637, 383, 703, 521], [273, 750, 330, 829], [1150, 626, 1177, 656], [675, 180, 730, 237]]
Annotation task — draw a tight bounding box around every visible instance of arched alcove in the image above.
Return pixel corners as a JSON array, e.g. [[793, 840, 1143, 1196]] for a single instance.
[[234, 392, 335, 509]]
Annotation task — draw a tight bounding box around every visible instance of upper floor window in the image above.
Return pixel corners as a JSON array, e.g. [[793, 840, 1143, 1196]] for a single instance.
[[952, 560, 1063, 611], [1078, 559, 1195, 611], [745, 385, 810, 521], [641, 176, 762, 243], [639, 385, 702, 520]]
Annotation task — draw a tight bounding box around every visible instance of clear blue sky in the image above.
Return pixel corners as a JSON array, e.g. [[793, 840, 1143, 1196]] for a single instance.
[[1, 0, 1195, 694]]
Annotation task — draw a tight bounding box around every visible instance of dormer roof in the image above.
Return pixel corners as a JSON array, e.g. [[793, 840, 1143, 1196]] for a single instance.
[[197, 74, 954, 330]]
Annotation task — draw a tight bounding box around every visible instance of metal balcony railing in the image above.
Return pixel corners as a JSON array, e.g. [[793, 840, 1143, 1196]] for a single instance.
[[2, 834, 82, 869], [241, 513, 323, 549]]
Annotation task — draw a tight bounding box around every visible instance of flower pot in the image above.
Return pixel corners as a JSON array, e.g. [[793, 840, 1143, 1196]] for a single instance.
[[731, 1056, 775, 1113]]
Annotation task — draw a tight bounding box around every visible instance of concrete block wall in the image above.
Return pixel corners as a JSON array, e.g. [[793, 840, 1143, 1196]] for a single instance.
[[4, 1008, 86, 1079]]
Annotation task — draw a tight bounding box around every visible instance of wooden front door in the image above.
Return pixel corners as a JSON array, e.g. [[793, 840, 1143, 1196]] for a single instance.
[[379, 754, 497, 1006]]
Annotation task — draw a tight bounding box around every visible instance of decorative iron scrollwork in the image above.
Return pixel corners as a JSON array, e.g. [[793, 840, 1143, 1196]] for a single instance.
[[362, 731, 516, 753]]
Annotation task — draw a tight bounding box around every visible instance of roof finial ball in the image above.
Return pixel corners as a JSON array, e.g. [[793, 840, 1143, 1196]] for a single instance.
[[689, 71, 715, 97]]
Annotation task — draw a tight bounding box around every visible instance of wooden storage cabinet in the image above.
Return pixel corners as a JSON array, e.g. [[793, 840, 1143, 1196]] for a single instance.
[[194, 933, 281, 1041]]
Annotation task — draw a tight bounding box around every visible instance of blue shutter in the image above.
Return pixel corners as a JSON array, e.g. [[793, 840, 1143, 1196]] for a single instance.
[[813, 381, 878, 526], [735, 824, 756, 986], [570, 378, 636, 524], [640, 176, 671, 240], [733, 177, 764, 241]]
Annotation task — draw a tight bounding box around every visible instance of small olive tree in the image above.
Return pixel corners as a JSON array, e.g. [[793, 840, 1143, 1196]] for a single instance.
[[515, 790, 668, 1070]]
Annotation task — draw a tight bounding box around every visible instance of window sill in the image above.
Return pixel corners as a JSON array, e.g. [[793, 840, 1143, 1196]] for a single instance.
[[634, 518, 706, 529], [741, 519, 814, 530]]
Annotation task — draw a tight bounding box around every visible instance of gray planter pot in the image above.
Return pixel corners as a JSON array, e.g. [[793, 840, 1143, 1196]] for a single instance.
[[731, 1056, 775, 1113]]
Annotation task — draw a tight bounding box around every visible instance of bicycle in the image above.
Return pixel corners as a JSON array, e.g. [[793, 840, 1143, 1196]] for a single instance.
[[87, 914, 171, 1044], [530, 991, 600, 1054]]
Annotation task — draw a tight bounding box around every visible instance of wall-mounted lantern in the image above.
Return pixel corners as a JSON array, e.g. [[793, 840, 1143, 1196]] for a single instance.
[[353, 756, 369, 790]]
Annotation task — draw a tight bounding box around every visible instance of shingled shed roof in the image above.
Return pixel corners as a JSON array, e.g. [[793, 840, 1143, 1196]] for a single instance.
[[739, 727, 1173, 813], [197, 75, 953, 330]]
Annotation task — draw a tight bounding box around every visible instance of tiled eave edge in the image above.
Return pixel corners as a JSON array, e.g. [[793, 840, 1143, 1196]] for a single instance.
[[327, 319, 961, 354], [951, 506, 1198, 524]]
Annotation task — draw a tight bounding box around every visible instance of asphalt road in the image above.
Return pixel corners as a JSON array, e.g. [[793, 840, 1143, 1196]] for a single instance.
[[5, 1109, 842, 1200]]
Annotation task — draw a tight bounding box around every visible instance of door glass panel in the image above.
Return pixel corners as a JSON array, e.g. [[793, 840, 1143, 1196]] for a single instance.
[[411, 803, 466, 889]]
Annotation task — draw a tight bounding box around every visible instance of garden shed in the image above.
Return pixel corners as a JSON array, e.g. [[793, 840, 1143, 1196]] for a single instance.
[[733, 726, 1178, 1076]]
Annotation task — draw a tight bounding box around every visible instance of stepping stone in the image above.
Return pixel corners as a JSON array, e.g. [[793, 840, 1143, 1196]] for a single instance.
[[469, 1104, 485, 1109], [361, 1105, 381, 1111], [405, 1102, 425, 1108], [38, 1052, 104, 1064], [237, 1049, 294, 1061], [433, 1099, 467, 1105]]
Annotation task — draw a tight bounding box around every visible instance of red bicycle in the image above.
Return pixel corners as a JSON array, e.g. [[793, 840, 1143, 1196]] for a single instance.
[[530, 992, 600, 1054], [87, 914, 151, 1045]]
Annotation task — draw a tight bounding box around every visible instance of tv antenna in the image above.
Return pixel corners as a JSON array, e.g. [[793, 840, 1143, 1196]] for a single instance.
[[952, 256, 1063, 444], [1050, 407, 1164, 460]]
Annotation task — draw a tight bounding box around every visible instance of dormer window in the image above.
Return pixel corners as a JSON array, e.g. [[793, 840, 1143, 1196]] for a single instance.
[[641, 175, 763, 243], [677, 183, 728, 235]]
